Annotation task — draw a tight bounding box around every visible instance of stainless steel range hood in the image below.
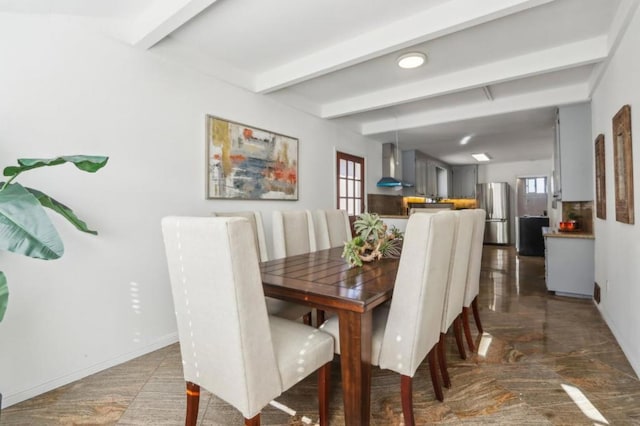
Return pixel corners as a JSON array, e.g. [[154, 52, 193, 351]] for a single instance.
[[376, 143, 413, 187]]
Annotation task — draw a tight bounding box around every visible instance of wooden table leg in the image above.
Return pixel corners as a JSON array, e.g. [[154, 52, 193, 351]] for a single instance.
[[338, 310, 373, 426]]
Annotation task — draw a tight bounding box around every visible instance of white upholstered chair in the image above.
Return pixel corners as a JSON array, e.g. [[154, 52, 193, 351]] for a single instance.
[[213, 211, 312, 324], [212, 211, 269, 261], [272, 210, 316, 259], [161, 216, 334, 426], [313, 209, 352, 250], [437, 210, 475, 388], [462, 209, 487, 352], [320, 212, 456, 425]]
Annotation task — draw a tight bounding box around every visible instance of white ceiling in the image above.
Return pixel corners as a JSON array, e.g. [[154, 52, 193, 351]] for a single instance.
[[2, 0, 635, 165]]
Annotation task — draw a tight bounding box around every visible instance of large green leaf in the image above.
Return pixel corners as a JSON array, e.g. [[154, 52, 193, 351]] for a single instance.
[[0, 183, 64, 259], [26, 187, 98, 235], [0, 271, 7, 322], [3, 155, 108, 178]]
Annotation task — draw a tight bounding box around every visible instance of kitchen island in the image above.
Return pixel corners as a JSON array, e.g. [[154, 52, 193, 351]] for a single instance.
[[379, 215, 408, 232]]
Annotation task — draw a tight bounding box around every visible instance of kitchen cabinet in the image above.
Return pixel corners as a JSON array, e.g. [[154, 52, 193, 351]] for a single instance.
[[552, 103, 593, 201], [426, 160, 438, 197], [544, 232, 594, 297], [402, 150, 428, 196], [451, 165, 477, 198]]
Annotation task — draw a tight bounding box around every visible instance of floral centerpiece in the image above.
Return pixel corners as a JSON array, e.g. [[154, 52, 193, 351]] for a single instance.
[[342, 213, 403, 268]]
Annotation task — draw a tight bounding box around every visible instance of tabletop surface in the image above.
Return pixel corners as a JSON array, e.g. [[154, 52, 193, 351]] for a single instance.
[[260, 247, 399, 313]]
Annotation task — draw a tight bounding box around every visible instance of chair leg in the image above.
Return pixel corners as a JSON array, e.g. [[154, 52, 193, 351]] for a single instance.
[[453, 315, 467, 360], [303, 312, 312, 326], [471, 296, 483, 334], [462, 307, 476, 352], [318, 362, 331, 426], [437, 333, 451, 388], [427, 347, 444, 402], [185, 381, 200, 426], [316, 309, 326, 327], [245, 413, 260, 426], [400, 375, 415, 426]]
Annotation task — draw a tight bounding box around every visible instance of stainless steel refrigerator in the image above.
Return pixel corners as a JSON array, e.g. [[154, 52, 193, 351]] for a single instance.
[[476, 182, 510, 244]]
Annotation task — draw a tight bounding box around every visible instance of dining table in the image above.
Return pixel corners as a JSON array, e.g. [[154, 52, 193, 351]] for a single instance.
[[260, 247, 400, 426]]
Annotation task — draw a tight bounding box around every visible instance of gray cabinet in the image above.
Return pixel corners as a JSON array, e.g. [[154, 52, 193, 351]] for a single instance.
[[451, 165, 477, 198], [426, 160, 438, 197], [553, 103, 593, 201], [544, 235, 594, 297], [402, 150, 428, 196]]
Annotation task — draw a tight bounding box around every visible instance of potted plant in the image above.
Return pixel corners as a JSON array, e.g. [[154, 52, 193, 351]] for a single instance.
[[342, 213, 403, 267], [0, 155, 108, 323]]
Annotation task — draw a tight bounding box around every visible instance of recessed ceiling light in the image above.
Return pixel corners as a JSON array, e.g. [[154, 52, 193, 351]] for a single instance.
[[397, 52, 426, 69], [460, 135, 472, 145], [472, 153, 491, 162]]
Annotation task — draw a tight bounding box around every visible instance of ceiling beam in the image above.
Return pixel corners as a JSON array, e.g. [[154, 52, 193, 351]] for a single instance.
[[361, 84, 590, 135], [129, 0, 218, 49], [588, 0, 640, 95], [254, 0, 556, 93], [322, 36, 607, 118]]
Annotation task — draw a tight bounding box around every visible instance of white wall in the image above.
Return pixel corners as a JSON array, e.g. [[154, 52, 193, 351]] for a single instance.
[[0, 14, 381, 406], [590, 4, 640, 377], [478, 159, 553, 244]]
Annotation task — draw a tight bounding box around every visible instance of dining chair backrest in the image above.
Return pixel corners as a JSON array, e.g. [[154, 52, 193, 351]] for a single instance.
[[212, 211, 269, 262], [440, 210, 475, 333], [162, 216, 281, 418], [378, 212, 456, 377], [313, 209, 352, 250], [272, 210, 316, 259], [464, 209, 487, 307]]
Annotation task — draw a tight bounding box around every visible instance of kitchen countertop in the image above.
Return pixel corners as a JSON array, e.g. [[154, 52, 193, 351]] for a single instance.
[[542, 227, 594, 239]]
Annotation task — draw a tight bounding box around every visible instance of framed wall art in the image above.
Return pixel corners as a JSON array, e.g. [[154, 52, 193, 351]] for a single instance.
[[612, 104, 634, 224], [206, 115, 298, 200], [595, 133, 606, 219]]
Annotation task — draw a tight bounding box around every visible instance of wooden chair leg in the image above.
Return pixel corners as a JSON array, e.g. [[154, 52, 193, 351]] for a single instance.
[[185, 381, 200, 426], [437, 333, 451, 388], [318, 362, 331, 426], [462, 307, 476, 352], [427, 347, 444, 402], [471, 296, 483, 334], [245, 413, 260, 426], [316, 309, 326, 327], [303, 312, 312, 326], [453, 315, 467, 360], [400, 375, 415, 426]]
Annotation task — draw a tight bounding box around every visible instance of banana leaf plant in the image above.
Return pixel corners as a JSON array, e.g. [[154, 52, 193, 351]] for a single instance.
[[0, 155, 109, 322]]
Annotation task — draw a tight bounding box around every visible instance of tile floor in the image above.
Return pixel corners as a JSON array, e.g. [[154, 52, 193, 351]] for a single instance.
[[2, 245, 640, 425]]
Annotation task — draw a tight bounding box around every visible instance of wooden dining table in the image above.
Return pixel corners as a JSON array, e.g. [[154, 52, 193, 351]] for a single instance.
[[260, 247, 400, 426]]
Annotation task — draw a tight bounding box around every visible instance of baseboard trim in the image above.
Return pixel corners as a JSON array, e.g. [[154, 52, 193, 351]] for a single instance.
[[596, 304, 640, 378], [3, 332, 178, 408]]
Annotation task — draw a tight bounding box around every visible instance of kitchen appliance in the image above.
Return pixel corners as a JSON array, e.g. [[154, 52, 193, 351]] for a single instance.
[[517, 216, 549, 256], [476, 182, 510, 244], [376, 143, 413, 188]]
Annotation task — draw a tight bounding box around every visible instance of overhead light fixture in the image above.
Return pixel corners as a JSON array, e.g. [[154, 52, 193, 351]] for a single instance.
[[460, 135, 472, 145], [472, 153, 491, 162], [397, 52, 426, 69]]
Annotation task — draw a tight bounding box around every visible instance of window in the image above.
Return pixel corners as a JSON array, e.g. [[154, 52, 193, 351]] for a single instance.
[[525, 177, 547, 194], [336, 151, 365, 216]]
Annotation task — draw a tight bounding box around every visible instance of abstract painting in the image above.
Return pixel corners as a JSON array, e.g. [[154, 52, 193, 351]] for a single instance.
[[206, 116, 298, 200]]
